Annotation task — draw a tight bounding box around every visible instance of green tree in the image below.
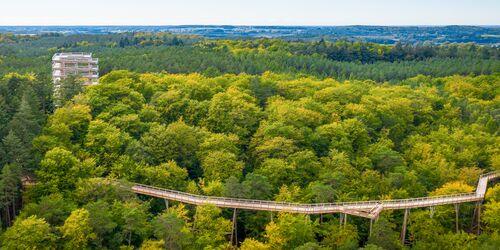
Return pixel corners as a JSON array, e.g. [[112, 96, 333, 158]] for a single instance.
[[57, 75, 84, 106], [140, 121, 200, 171], [84, 119, 130, 167], [253, 136, 298, 164], [367, 216, 401, 250], [256, 158, 296, 187], [60, 208, 97, 250], [193, 205, 232, 248], [305, 182, 337, 203], [483, 200, 500, 232], [241, 173, 273, 199], [0, 96, 9, 136], [47, 104, 92, 144], [0, 163, 22, 226], [295, 242, 321, 250], [224, 176, 245, 198], [74, 177, 135, 204], [264, 212, 316, 249], [0, 215, 57, 249], [37, 147, 84, 192], [152, 205, 192, 250], [0, 130, 30, 168], [486, 184, 500, 201], [19, 193, 75, 226], [367, 138, 404, 174], [408, 211, 445, 249], [206, 86, 261, 140], [201, 150, 244, 181], [198, 132, 240, 158], [113, 201, 150, 246], [240, 238, 269, 250], [84, 200, 119, 248], [137, 161, 188, 190], [6, 88, 43, 146], [360, 244, 385, 250], [140, 239, 166, 250], [85, 78, 145, 116]]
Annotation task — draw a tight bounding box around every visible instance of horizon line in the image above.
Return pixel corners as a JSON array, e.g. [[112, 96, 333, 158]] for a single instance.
[[1, 24, 499, 27]]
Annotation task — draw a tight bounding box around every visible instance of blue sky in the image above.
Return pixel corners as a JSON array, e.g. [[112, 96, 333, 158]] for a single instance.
[[1, 0, 498, 25]]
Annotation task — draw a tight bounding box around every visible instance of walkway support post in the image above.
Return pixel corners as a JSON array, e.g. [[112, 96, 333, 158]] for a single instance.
[[164, 199, 169, 211], [231, 208, 237, 246], [476, 202, 481, 235], [471, 203, 478, 227], [343, 214, 347, 228], [369, 218, 374, 237], [455, 204, 459, 233], [401, 208, 409, 245]]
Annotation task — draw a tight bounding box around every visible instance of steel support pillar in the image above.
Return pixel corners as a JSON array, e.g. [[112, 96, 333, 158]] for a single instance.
[[476, 202, 481, 235], [369, 218, 374, 237], [164, 199, 169, 211], [401, 208, 410, 245], [471, 203, 478, 227], [343, 214, 348, 228], [429, 206, 435, 218], [231, 208, 237, 246], [455, 204, 459, 233]]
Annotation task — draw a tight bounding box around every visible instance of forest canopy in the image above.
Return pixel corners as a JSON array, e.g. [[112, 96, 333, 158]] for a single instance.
[[0, 33, 499, 249], [1, 69, 498, 249]]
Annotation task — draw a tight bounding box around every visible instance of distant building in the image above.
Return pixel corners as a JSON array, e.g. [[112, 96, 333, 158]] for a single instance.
[[52, 52, 99, 88]]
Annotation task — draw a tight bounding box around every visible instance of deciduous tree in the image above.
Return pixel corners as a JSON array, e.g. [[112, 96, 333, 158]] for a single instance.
[[0, 215, 57, 249]]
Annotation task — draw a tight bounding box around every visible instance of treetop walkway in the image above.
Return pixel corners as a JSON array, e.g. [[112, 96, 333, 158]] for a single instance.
[[131, 171, 499, 245], [131, 171, 499, 219]]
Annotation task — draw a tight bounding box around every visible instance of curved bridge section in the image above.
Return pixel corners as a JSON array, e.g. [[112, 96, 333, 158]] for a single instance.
[[132, 171, 499, 219]]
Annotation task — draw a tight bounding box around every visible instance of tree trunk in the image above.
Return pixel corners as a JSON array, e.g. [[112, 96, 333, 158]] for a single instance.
[[12, 196, 16, 219], [6, 203, 11, 227]]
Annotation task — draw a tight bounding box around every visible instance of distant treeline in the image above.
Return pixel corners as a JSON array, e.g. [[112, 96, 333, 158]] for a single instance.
[[203, 39, 499, 62], [0, 32, 200, 51], [0, 33, 498, 82]]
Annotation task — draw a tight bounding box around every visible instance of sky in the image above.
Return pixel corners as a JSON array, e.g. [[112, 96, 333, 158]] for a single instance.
[[0, 0, 499, 26]]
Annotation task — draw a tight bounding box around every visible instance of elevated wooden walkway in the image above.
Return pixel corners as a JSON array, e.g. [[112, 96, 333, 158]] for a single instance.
[[132, 171, 499, 219]]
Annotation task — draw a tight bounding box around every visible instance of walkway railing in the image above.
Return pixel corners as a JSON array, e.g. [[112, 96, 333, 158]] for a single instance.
[[131, 171, 499, 219]]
